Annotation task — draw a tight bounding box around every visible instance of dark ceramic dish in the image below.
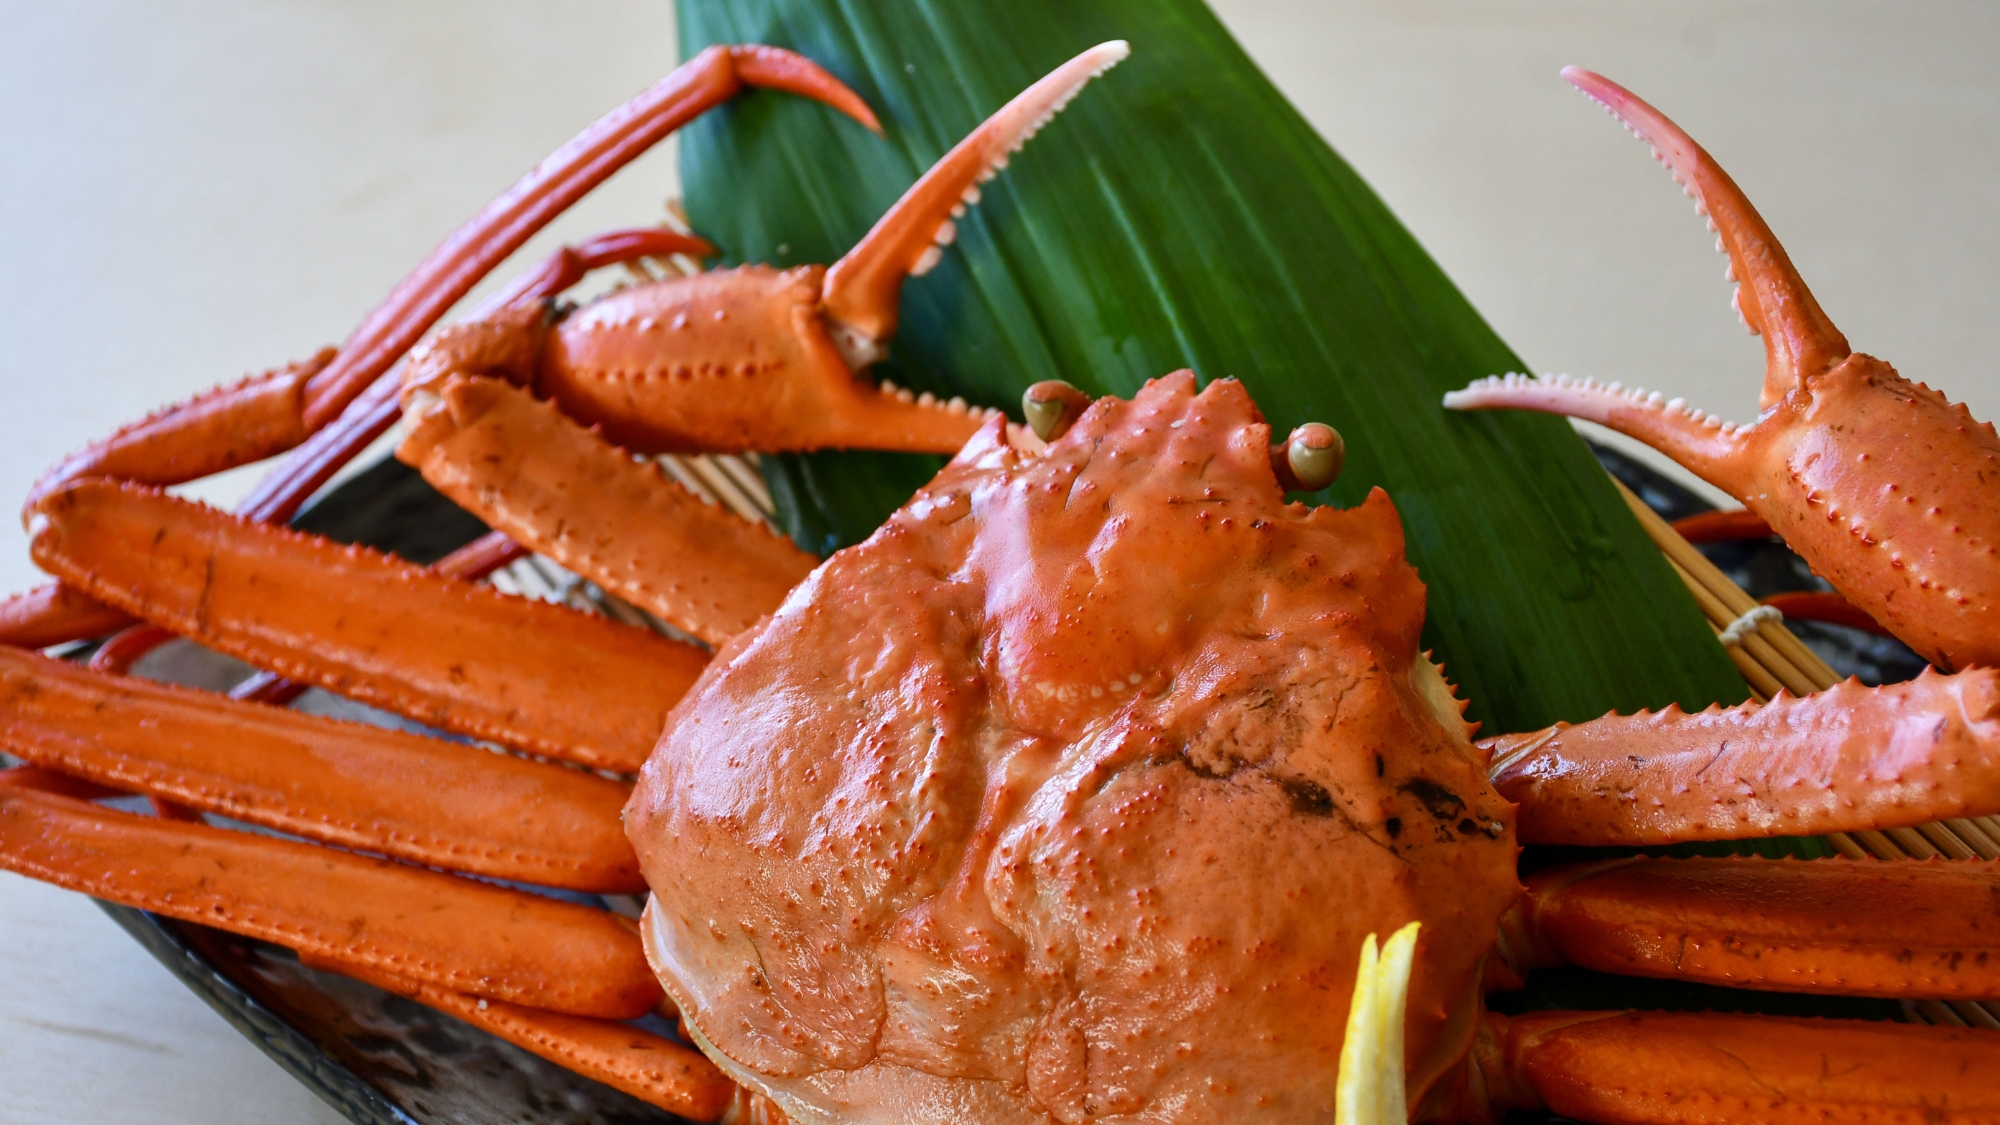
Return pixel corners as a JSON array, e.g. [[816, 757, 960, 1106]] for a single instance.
[[74, 447, 1916, 1124]]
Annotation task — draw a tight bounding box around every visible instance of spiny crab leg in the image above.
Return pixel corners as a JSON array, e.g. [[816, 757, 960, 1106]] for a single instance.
[[1494, 856, 2000, 1001], [0, 227, 724, 654], [2, 41, 875, 650], [0, 769, 661, 1020], [1487, 667, 2000, 845], [400, 376, 815, 646], [1443, 68, 2000, 671], [0, 647, 641, 891], [226, 526, 528, 708], [1471, 1009, 2000, 1124], [27, 480, 707, 771], [310, 954, 732, 1119]]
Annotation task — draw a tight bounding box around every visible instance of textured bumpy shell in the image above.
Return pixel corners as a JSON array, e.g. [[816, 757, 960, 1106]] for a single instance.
[[538, 266, 984, 456], [626, 375, 1519, 1124]]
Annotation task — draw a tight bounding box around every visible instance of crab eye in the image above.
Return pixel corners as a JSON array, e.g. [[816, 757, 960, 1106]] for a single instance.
[[1271, 422, 1345, 492], [1022, 380, 1093, 442]]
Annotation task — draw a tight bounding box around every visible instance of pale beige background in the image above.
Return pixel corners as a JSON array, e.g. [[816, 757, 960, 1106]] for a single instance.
[[1, 3, 1996, 1122]]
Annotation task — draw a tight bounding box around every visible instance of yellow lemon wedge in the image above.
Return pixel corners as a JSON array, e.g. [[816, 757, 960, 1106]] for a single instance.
[[1335, 921, 1421, 1125]]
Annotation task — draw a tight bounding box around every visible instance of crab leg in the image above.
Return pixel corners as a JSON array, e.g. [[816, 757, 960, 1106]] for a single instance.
[[1488, 667, 2000, 845], [0, 230, 719, 655], [314, 955, 734, 1119], [2, 45, 875, 648], [400, 375, 816, 645], [0, 773, 660, 1019], [1760, 589, 1895, 636], [1476, 1009, 2000, 1124], [0, 349, 340, 649], [1499, 856, 2000, 1000], [26, 352, 337, 511], [0, 580, 137, 649], [27, 479, 707, 771], [0, 648, 641, 891], [225, 528, 528, 707], [1443, 68, 2000, 671]]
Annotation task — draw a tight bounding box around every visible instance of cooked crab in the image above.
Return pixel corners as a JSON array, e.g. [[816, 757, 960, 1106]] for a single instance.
[[0, 40, 1128, 1118], [1444, 68, 2000, 672], [629, 373, 2000, 1124], [4, 36, 1998, 1125]]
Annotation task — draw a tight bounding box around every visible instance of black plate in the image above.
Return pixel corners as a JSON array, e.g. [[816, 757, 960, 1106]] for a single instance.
[[80, 447, 1917, 1124]]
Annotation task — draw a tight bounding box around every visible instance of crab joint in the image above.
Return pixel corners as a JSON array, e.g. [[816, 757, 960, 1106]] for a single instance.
[[1273, 422, 1345, 492], [1023, 380, 1093, 442]]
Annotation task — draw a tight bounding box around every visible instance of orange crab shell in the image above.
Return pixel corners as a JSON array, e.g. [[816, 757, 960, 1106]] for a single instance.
[[626, 372, 1519, 1122]]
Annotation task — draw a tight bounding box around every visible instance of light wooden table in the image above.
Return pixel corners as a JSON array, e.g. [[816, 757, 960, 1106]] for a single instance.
[[2, 2, 1995, 1122]]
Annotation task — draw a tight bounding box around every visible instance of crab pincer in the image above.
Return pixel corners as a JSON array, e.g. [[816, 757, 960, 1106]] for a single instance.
[[1443, 68, 2000, 671]]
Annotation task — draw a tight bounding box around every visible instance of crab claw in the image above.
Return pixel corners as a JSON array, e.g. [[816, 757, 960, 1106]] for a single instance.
[[1436, 67, 1849, 485], [1445, 67, 1849, 430], [301, 43, 883, 430], [1432, 64, 1848, 450], [1564, 67, 1852, 403], [1444, 69, 2000, 670], [820, 41, 1130, 365]]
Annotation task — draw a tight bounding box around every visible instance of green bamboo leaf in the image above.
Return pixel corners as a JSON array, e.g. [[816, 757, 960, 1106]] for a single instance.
[[677, 0, 1748, 739]]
